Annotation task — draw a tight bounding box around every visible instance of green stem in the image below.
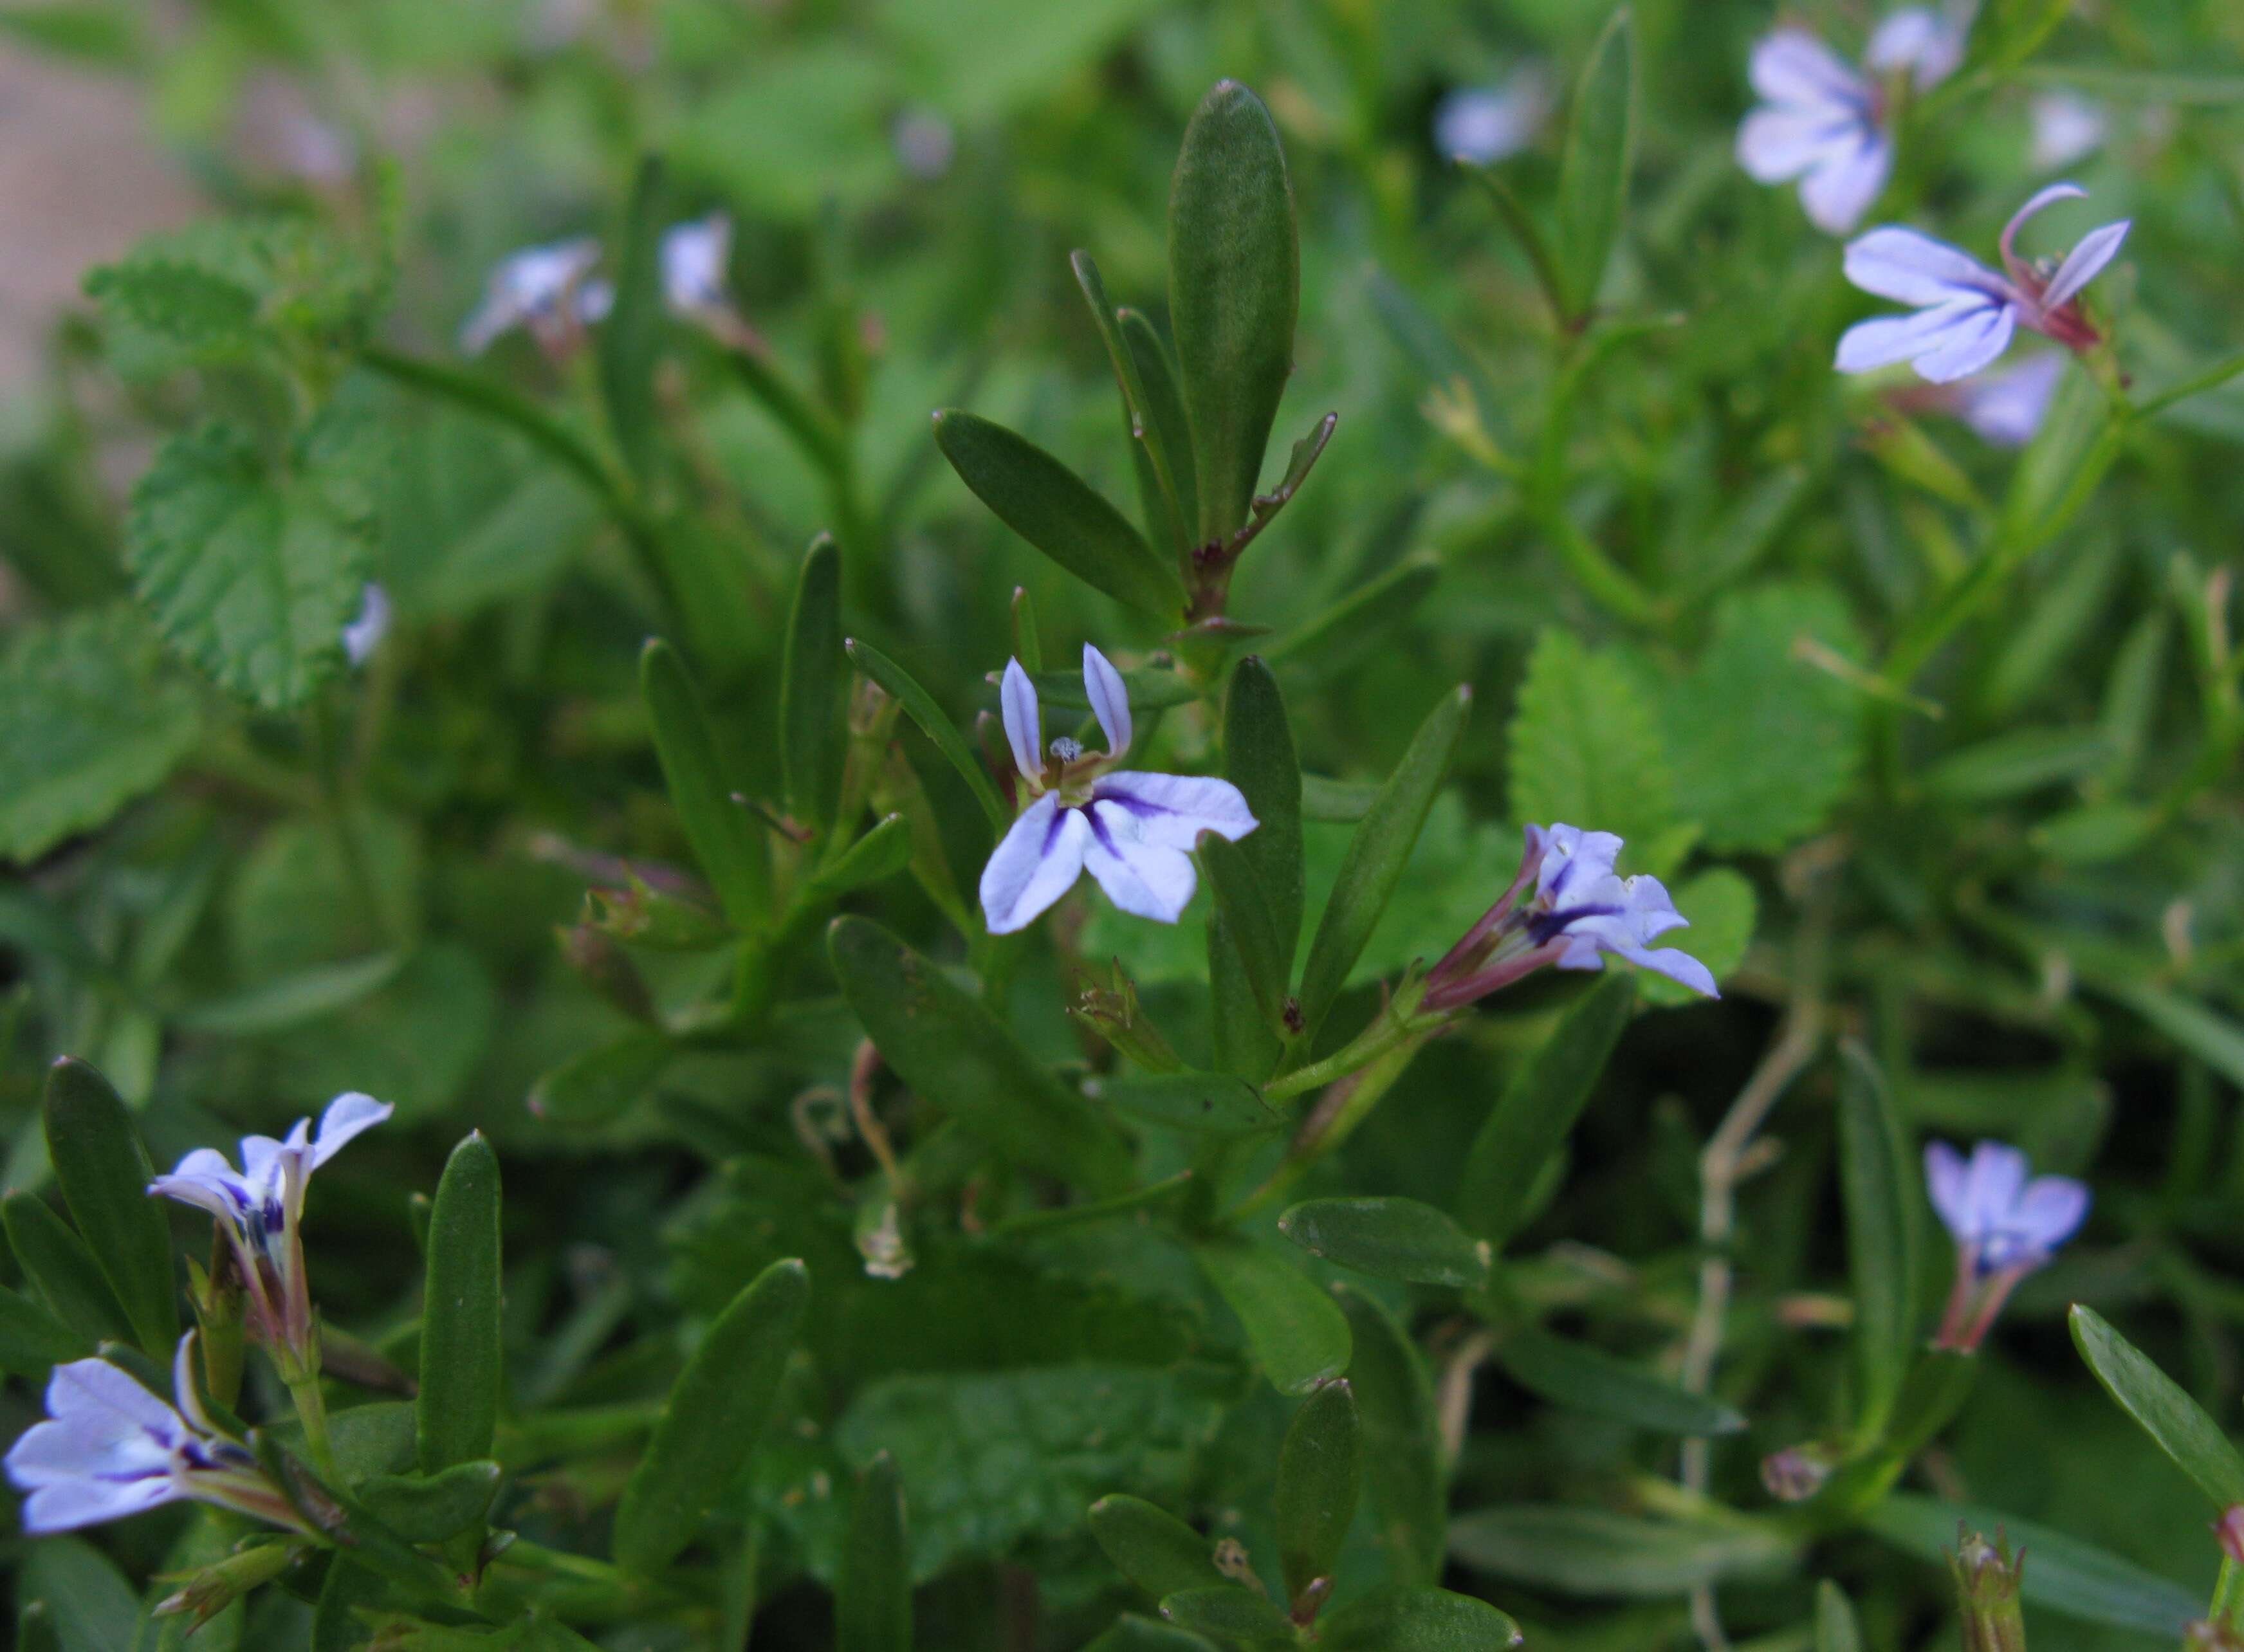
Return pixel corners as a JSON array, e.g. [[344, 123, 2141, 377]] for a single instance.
[[1264, 1005, 1439, 1102], [309, 697, 385, 942], [286, 1373, 338, 1482]]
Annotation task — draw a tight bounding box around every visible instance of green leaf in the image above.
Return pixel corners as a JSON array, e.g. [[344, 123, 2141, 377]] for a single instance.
[[251, 1431, 463, 1608], [356, 1460, 504, 1543], [828, 1363, 1231, 1581], [932, 410, 1186, 618], [1087, 1070, 1280, 1135], [0, 606, 201, 863], [418, 1132, 502, 1473], [1298, 686, 1471, 1037], [1264, 555, 1440, 677], [1168, 80, 1299, 544], [1023, 663, 1197, 713], [1508, 628, 1672, 850], [839, 1453, 912, 1652], [804, 814, 914, 902], [640, 638, 769, 927], [1815, 1581, 1862, 1652], [1209, 913, 1284, 1084], [1864, 1494, 2198, 1636], [846, 637, 1010, 832], [2095, 982, 2244, 1090], [1121, 308, 1202, 555], [2, 1192, 133, 1346], [1276, 1378, 1361, 1605], [2070, 1305, 2244, 1509], [19, 1538, 140, 1652], [1279, 1197, 1491, 1289], [1491, 1326, 1744, 1436], [0, 1283, 91, 1377], [1838, 1043, 1917, 1441], [615, 1256, 807, 1575], [1225, 657, 1304, 982], [173, 951, 407, 1036], [780, 535, 847, 832], [1083, 1617, 1221, 1652], [1921, 726, 2110, 802], [1156, 1588, 1296, 1644], [1448, 1506, 1797, 1598], [829, 916, 1134, 1193], [1660, 583, 1864, 854], [1554, 7, 1636, 321], [310, 1561, 387, 1652], [1334, 1286, 1446, 1587], [125, 407, 378, 710], [1200, 836, 1290, 1036], [1318, 1586, 1524, 1650], [1453, 973, 1635, 1248], [1074, 252, 1192, 557], [1192, 1238, 1350, 1394], [599, 156, 667, 484], [42, 1058, 176, 1358], [1089, 1494, 1231, 1599]]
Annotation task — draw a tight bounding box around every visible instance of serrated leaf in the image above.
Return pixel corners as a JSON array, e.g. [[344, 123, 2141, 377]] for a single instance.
[[1659, 583, 1864, 854], [1169, 80, 1298, 543], [1508, 629, 1671, 849], [0, 606, 199, 863], [125, 407, 379, 710]]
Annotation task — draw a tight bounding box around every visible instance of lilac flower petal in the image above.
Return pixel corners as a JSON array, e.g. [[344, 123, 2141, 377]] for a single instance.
[[1434, 80, 1547, 165], [576, 279, 616, 324], [1834, 294, 1994, 373], [1534, 825, 1624, 904], [459, 239, 602, 354], [309, 1092, 393, 1170], [1912, 301, 2016, 383], [149, 1148, 252, 1221], [661, 214, 731, 313], [1864, 9, 1939, 71], [1619, 874, 1690, 942], [237, 1134, 295, 1202], [2011, 1175, 2092, 1253], [19, 1474, 179, 1533], [1089, 772, 1256, 851], [2041, 219, 2130, 310], [1843, 227, 2001, 306], [2030, 93, 2106, 171], [1958, 354, 2063, 446], [1924, 1141, 1974, 1240], [998, 659, 1042, 784], [1081, 644, 1132, 758], [2000, 180, 2088, 262], [173, 1334, 217, 1438], [979, 794, 1090, 934], [1736, 107, 1840, 183], [1962, 1141, 2030, 1233], [1081, 802, 1200, 923], [44, 1355, 182, 1440], [1553, 935, 1606, 971], [1799, 133, 1891, 235], [342, 583, 391, 666], [1750, 30, 1868, 109], [1613, 941, 1720, 998]]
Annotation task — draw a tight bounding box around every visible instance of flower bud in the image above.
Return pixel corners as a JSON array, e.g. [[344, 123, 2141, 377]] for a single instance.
[[1950, 1527, 2028, 1652], [156, 1539, 304, 1631], [1760, 1441, 1839, 1502], [2218, 1505, 2244, 1568], [556, 920, 658, 1023], [1069, 960, 1183, 1074]]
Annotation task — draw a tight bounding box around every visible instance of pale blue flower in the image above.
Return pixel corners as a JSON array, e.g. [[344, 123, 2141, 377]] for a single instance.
[[1433, 69, 1551, 166], [148, 1093, 392, 1372], [342, 582, 390, 666], [458, 237, 604, 354], [1953, 353, 2064, 446], [979, 646, 1257, 934], [5, 1335, 307, 1535], [1837, 183, 2130, 382], [1926, 1139, 2089, 1275], [2030, 91, 2107, 171]]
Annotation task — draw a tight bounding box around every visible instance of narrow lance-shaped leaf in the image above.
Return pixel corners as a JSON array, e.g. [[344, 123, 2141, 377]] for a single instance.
[[847, 637, 1009, 831], [1453, 972, 1636, 1247], [1224, 657, 1303, 980], [1089, 1494, 1232, 1600], [932, 410, 1186, 619], [1816, 1581, 1863, 1652], [780, 534, 847, 831], [418, 1132, 502, 1473], [1200, 836, 1289, 1036], [1264, 555, 1441, 676], [2, 1191, 134, 1346], [599, 156, 667, 483], [1192, 1238, 1350, 1395], [1276, 1378, 1362, 1608], [1074, 252, 1190, 557], [1317, 1586, 1526, 1650], [838, 1453, 912, 1652], [1120, 308, 1201, 557], [1554, 8, 1636, 323], [1159, 1587, 1296, 1641], [1087, 1070, 1281, 1135], [1280, 1197, 1491, 1290], [2070, 1305, 2244, 1509], [828, 916, 1134, 1194], [641, 638, 769, 927], [42, 1058, 176, 1358], [1839, 1042, 1917, 1441], [356, 1460, 503, 1544], [1169, 80, 1299, 544], [1334, 1286, 1446, 1587], [612, 1257, 809, 1575], [1297, 686, 1471, 1038], [1492, 1326, 1745, 1436], [0, 1283, 91, 1378]]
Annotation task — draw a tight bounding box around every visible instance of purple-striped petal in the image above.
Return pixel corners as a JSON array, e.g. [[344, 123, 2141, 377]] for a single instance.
[[1081, 802, 1200, 924], [19, 1474, 179, 1534], [1081, 644, 1132, 758], [1089, 772, 1256, 851], [1799, 131, 1891, 235], [979, 793, 1090, 934], [1834, 294, 1994, 373], [1913, 301, 2016, 383], [1843, 227, 2002, 306]]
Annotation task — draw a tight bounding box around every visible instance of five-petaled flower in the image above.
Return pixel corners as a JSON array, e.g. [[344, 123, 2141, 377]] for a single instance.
[[148, 1092, 392, 1377], [1422, 823, 1719, 1011], [458, 237, 605, 355], [1735, 10, 1966, 236], [1433, 69, 1552, 166], [581, 213, 737, 331], [1926, 1138, 2090, 1351], [979, 645, 1257, 934], [4, 1334, 308, 1536], [1837, 183, 2131, 383]]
